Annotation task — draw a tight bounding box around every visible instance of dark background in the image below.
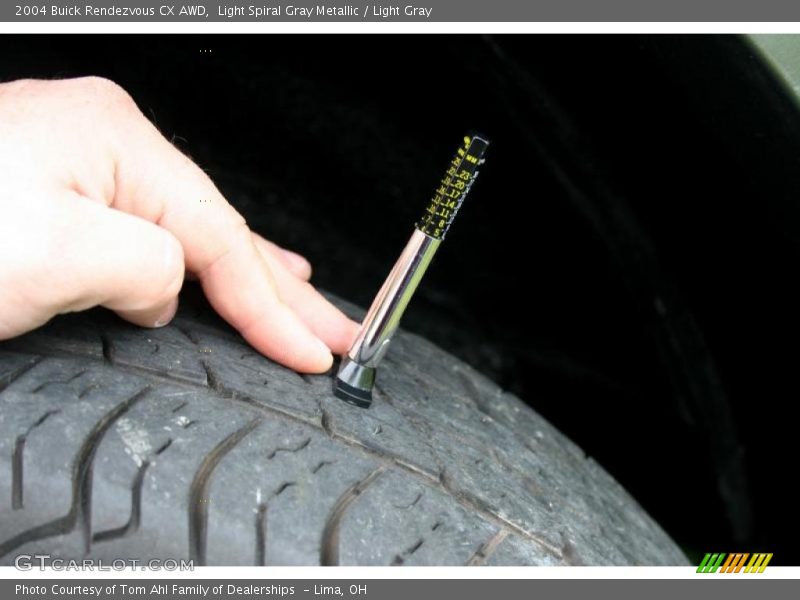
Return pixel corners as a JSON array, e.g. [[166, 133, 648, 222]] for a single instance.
[[1, 35, 798, 564]]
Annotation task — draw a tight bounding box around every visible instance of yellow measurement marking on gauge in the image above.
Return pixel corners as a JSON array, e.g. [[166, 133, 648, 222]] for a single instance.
[[417, 135, 489, 240]]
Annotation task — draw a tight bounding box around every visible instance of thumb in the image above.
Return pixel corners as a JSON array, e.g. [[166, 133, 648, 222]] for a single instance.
[[46, 191, 185, 329]]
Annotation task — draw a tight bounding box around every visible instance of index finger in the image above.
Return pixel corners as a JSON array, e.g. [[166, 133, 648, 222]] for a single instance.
[[101, 84, 349, 372]]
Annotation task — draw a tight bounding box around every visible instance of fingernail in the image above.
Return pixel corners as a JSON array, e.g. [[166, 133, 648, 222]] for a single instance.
[[154, 299, 179, 328]]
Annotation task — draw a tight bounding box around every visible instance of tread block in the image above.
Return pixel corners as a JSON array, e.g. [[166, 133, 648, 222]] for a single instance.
[[204, 420, 380, 565]]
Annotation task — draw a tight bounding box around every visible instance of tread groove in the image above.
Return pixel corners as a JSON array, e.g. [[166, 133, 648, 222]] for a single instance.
[[175, 325, 200, 345], [274, 482, 296, 496], [79, 384, 99, 399], [390, 538, 424, 566], [320, 409, 333, 436], [100, 335, 114, 364], [31, 370, 86, 394], [312, 461, 333, 474], [11, 437, 24, 510], [93, 460, 149, 543], [188, 419, 261, 565], [320, 466, 385, 566], [94, 435, 172, 543], [201, 361, 229, 396], [0, 388, 149, 557], [267, 437, 311, 459], [559, 531, 582, 566], [0, 356, 42, 394], [12, 409, 60, 510], [467, 528, 509, 566], [393, 492, 423, 510], [254, 502, 268, 566]]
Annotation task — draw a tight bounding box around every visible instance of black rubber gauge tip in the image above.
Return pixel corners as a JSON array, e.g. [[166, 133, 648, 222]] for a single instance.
[[333, 378, 372, 408]]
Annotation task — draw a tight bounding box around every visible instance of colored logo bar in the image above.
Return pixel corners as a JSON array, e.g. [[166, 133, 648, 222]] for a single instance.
[[697, 553, 773, 573]]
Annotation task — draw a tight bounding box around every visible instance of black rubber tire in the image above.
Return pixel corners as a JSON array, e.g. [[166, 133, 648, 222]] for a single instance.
[[0, 293, 686, 566]]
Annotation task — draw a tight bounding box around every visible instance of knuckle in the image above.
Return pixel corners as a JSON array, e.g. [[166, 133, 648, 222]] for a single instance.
[[77, 75, 125, 96], [74, 76, 138, 113], [0, 79, 49, 119], [0, 78, 35, 95]]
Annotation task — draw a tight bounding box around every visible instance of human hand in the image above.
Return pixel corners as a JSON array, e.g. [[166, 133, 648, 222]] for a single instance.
[[0, 77, 358, 373]]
